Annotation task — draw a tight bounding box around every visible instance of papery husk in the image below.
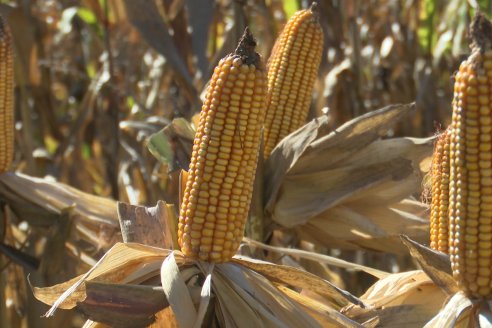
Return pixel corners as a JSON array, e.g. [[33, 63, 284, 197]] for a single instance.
[[33, 201, 365, 328], [34, 241, 364, 328], [0, 172, 120, 250], [342, 270, 447, 327], [265, 103, 433, 253]]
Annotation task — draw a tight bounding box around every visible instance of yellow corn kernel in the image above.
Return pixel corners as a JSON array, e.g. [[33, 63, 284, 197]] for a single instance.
[[263, 2, 323, 157], [430, 128, 451, 253], [178, 28, 266, 263], [450, 13, 492, 298], [0, 15, 13, 174]]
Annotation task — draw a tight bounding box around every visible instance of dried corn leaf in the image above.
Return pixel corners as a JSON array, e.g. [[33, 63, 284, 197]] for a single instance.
[[277, 286, 363, 328], [266, 103, 415, 201], [423, 292, 473, 328], [76, 282, 168, 328], [242, 237, 389, 278], [216, 263, 322, 328], [211, 269, 265, 327], [265, 103, 434, 253], [118, 201, 175, 249], [400, 235, 457, 295], [233, 256, 363, 309], [160, 252, 197, 328], [273, 156, 418, 227], [265, 115, 329, 211], [194, 266, 213, 327], [303, 199, 429, 253], [33, 242, 172, 311], [0, 172, 117, 226], [35, 241, 364, 327], [343, 271, 447, 327], [34, 194, 370, 327]]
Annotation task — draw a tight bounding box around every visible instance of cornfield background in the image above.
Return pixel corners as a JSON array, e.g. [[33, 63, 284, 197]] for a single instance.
[[1, 0, 491, 327]]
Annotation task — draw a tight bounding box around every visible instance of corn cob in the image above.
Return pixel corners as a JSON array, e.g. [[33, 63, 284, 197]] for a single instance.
[[0, 15, 13, 173], [263, 2, 323, 157], [178, 28, 266, 262], [449, 13, 492, 298], [430, 128, 451, 253]]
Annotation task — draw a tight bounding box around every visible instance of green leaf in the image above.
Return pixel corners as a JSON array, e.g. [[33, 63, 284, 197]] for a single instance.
[[82, 143, 91, 160], [284, 0, 298, 19], [77, 7, 97, 25], [417, 0, 436, 53], [146, 128, 174, 166]]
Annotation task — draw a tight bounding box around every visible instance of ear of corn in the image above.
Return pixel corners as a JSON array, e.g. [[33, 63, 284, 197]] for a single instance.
[[430, 129, 451, 253], [0, 15, 13, 174], [177, 28, 266, 263], [449, 13, 492, 298], [263, 2, 323, 157]]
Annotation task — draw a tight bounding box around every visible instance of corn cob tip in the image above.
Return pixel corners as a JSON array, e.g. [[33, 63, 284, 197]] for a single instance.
[[309, 1, 319, 15], [234, 27, 262, 69], [470, 12, 492, 53]]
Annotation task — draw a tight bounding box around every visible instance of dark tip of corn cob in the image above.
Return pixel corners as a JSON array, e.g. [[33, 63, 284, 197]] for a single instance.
[[470, 12, 492, 53], [309, 1, 319, 16], [234, 27, 262, 69]]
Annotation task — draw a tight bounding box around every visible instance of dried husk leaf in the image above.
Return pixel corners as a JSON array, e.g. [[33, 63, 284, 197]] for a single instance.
[[265, 103, 416, 206], [33, 193, 371, 328], [0, 172, 117, 226], [264, 103, 434, 253], [34, 240, 363, 327], [423, 292, 474, 328], [76, 282, 168, 328], [302, 198, 429, 253], [210, 268, 265, 327], [265, 115, 329, 212], [0, 172, 120, 251], [400, 235, 458, 295], [277, 285, 363, 328], [343, 271, 447, 327], [160, 252, 197, 328], [233, 256, 364, 309], [215, 263, 322, 327], [33, 242, 173, 311], [118, 201, 175, 249], [242, 237, 389, 278]]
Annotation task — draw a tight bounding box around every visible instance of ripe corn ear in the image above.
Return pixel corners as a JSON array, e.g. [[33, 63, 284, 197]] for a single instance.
[[263, 2, 323, 157], [449, 13, 492, 298], [178, 29, 266, 262], [0, 15, 13, 173], [430, 129, 451, 253]]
